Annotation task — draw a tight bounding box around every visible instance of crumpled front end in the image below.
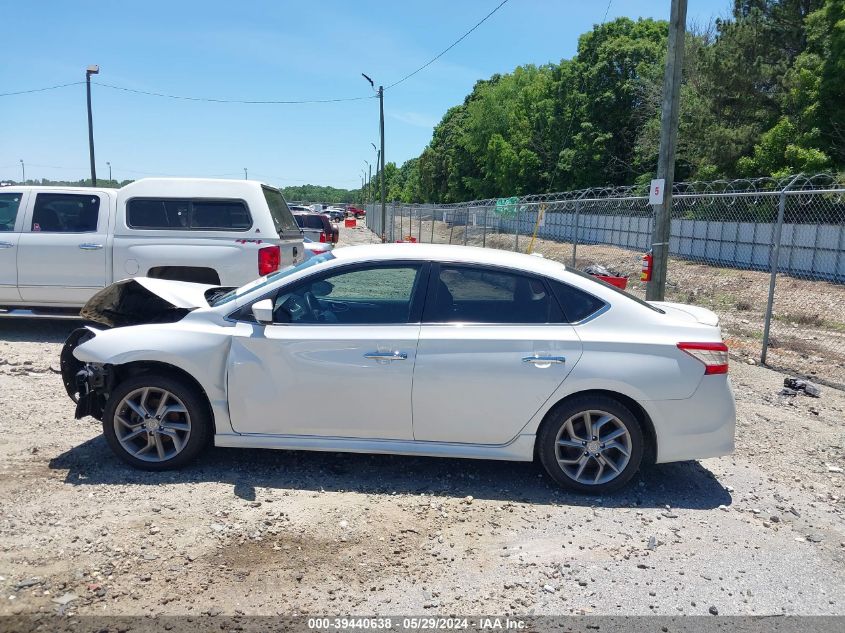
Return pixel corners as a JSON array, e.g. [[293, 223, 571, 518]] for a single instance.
[[60, 327, 113, 420]]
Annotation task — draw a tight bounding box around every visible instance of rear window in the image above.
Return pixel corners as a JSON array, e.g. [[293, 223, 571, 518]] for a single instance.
[[296, 215, 326, 229], [127, 198, 251, 230], [262, 186, 300, 234], [0, 193, 22, 231]]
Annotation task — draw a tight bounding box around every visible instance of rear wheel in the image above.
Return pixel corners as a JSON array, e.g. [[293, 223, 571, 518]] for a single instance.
[[102, 374, 210, 470], [538, 395, 643, 494]]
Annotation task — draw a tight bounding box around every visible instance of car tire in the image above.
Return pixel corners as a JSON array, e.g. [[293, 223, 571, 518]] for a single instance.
[[102, 374, 211, 471], [537, 395, 644, 494]]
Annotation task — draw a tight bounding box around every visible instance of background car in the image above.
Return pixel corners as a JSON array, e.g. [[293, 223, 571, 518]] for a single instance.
[[324, 207, 345, 222], [62, 244, 735, 494], [346, 206, 366, 219], [302, 236, 333, 259], [293, 211, 338, 244]]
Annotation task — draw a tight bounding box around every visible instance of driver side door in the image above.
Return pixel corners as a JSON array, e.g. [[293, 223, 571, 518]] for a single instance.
[[227, 262, 429, 439]]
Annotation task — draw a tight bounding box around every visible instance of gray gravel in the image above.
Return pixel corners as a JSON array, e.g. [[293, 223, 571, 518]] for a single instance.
[[0, 224, 843, 616]]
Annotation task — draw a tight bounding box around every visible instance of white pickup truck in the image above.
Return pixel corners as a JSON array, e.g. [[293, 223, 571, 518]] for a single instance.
[[0, 178, 304, 316]]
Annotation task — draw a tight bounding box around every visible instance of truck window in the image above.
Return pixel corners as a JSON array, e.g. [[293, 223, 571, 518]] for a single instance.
[[127, 198, 251, 230], [261, 186, 300, 234], [0, 193, 22, 231], [32, 193, 100, 233]]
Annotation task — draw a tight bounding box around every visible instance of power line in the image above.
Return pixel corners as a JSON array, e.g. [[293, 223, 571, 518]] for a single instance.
[[93, 81, 376, 105], [0, 81, 85, 97], [603, 0, 613, 22], [385, 0, 511, 90]]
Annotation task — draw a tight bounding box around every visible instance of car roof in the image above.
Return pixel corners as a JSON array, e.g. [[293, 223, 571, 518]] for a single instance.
[[331, 243, 569, 277]]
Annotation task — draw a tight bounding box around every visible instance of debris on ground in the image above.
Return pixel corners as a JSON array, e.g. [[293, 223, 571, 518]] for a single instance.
[[784, 377, 821, 397]]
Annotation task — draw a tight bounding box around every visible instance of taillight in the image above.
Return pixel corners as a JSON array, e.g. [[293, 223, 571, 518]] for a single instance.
[[258, 245, 280, 276], [319, 232, 327, 243], [677, 342, 729, 375]]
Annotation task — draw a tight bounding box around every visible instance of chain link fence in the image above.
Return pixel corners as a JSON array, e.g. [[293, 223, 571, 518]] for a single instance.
[[364, 174, 845, 387]]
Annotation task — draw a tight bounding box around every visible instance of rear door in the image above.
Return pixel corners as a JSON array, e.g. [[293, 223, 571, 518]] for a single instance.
[[0, 191, 27, 302], [411, 264, 583, 444], [17, 191, 111, 304]]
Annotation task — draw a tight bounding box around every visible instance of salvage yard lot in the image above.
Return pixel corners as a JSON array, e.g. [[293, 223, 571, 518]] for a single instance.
[[1, 225, 844, 617]]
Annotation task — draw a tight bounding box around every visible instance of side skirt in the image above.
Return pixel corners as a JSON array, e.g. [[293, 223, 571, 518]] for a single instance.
[[213, 433, 536, 462]]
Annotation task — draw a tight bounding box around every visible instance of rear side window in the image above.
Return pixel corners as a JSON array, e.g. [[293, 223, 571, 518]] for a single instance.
[[547, 280, 606, 323], [426, 266, 560, 324], [32, 193, 100, 233], [127, 198, 251, 230], [262, 186, 300, 234], [0, 193, 22, 231]]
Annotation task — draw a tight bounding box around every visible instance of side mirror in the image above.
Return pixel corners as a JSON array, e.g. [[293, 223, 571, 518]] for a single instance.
[[251, 299, 274, 325]]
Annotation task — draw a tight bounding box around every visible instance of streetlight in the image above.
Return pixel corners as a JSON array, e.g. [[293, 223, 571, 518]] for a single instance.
[[362, 73, 385, 241], [370, 142, 380, 205], [244, 168, 248, 180], [19, 159, 24, 184], [106, 161, 112, 182], [86, 65, 99, 186], [364, 160, 371, 206]]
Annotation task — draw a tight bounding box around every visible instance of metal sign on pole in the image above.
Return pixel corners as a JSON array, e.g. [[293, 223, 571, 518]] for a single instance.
[[646, 0, 687, 301]]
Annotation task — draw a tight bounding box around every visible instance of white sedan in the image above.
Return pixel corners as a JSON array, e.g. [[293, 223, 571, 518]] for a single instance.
[[61, 244, 735, 493]]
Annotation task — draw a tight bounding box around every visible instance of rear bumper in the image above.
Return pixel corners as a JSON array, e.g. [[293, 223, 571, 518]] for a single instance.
[[642, 375, 736, 463]]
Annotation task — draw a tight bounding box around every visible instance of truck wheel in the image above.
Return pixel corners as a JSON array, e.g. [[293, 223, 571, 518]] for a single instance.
[[102, 374, 211, 470]]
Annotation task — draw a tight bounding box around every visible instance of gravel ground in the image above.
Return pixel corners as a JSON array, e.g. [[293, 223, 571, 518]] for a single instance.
[[1, 223, 844, 618]]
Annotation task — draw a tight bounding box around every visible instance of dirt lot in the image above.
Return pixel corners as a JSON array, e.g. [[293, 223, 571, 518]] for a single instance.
[[1, 224, 844, 618]]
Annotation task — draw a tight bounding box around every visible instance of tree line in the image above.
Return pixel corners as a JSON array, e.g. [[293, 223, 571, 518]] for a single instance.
[[362, 0, 844, 204]]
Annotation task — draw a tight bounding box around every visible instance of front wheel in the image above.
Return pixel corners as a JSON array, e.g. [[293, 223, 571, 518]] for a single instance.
[[102, 374, 211, 470], [537, 395, 644, 494]]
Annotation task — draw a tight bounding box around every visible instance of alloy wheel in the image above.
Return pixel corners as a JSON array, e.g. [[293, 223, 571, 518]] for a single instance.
[[113, 387, 192, 463], [554, 409, 633, 486]]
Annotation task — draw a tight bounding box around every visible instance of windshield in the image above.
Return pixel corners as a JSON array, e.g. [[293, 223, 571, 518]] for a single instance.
[[261, 186, 300, 235], [210, 252, 335, 306]]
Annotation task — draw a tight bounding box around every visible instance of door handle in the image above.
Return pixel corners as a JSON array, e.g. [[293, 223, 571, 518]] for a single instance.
[[364, 351, 408, 361], [523, 355, 566, 365], [79, 243, 103, 250], [0, 241, 13, 249]]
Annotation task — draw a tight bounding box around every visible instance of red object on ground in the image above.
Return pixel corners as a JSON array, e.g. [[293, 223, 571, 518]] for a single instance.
[[596, 275, 628, 289], [344, 218, 356, 228]]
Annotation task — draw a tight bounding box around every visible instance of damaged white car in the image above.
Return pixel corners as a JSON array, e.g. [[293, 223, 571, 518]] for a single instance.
[[61, 243, 736, 493]]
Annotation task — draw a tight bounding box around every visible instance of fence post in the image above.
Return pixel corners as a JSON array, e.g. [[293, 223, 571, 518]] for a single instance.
[[761, 189, 789, 365], [482, 206, 488, 247], [515, 206, 521, 252], [572, 200, 580, 266], [431, 205, 435, 244]]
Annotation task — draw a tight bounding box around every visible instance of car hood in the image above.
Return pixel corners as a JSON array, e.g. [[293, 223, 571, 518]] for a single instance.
[[649, 301, 720, 327], [80, 277, 214, 328]]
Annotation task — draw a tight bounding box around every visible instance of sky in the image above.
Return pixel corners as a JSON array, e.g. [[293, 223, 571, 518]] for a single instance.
[[1, 0, 731, 189]]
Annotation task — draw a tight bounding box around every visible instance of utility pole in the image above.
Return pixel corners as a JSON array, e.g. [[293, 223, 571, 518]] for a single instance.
[[367, 162, 372, 205], [86, 65, 99, 187], [646, 0, 687, 301], [19, 159, 24, 184], [378, 85, 386, 241], [361, 74, 386, 241], [107, 161, 112, 182], [244, 168, 248, 180]]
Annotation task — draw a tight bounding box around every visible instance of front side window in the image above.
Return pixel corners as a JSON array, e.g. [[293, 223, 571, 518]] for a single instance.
[[272, 265, 424, 325], [0, 193, 22, 231], [31, 193, 100, 233], [127, 198, 250, 230], [427, 265, 559, 324]]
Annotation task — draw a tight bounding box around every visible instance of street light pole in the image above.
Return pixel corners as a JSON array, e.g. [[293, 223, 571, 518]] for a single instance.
[[362, 74, 386, 241], [19, 159, 24, 184], [107, 161, 112, 182], [86, 65, 99, 187], [646, 0, 687, 301], [244, 168, 248, 180]]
